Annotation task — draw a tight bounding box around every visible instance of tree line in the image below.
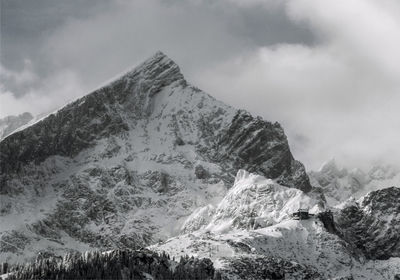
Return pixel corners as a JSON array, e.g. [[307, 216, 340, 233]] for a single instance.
[[1, 249, 219, 280]]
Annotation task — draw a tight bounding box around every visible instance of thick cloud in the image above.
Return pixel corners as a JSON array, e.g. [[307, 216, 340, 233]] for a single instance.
[[1, 0, 399, 170], [195, 0, 400, 169]]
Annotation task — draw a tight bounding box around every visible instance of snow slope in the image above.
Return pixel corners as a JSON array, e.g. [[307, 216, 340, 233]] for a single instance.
[[182, 170, 322, 234]]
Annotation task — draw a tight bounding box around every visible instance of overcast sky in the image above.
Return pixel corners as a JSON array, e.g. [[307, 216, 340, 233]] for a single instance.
[[1, 0, 400, 171]]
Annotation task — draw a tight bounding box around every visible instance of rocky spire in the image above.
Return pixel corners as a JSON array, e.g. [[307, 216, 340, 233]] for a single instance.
[[111, 51, 185, 93]]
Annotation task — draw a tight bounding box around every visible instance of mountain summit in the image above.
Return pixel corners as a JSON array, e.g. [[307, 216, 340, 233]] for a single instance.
[[0, 52, 311, 263], [120, 51, 185, 85]]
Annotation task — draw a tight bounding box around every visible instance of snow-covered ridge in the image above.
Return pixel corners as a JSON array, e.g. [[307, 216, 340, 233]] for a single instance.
[[182, 170, 321, 234]]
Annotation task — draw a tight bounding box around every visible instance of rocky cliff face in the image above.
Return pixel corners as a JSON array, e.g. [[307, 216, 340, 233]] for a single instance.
[[0, 112, 33, 140], [0, 52, 311, 263], [213, 111, 310, 191], [335, 186, 400, 260]]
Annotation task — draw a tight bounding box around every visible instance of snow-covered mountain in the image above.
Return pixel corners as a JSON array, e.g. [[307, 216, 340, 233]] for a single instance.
[[181, 170, 322, 234], [151, 170, 400, 279], [0, 52, 311, 264], [0, 112, 33, 140], [309, 159, 400, 205], [2, 52, 399, 279]]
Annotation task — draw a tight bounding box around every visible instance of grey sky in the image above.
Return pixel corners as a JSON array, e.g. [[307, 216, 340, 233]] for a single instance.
[[1, 0, 400, 171], [1, 0, 313, 95]]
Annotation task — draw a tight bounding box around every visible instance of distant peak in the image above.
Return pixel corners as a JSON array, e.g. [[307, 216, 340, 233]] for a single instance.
[[318, 158, 348, 178], [0, 112, 34, 140], [0, 112, 33, 122], [319, 158, 338, 172]]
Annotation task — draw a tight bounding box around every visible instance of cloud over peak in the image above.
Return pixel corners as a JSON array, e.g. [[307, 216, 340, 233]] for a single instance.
[[1, 0, 399, 170]]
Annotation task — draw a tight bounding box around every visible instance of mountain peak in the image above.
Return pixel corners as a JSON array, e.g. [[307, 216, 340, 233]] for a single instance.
[[139, 50, 176, 69], [153, 50, 169, 59], [118, 51, 185, 87]]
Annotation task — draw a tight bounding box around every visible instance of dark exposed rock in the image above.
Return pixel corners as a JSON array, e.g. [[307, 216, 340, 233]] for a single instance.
[[195, 165, 209, 179], [214, 110, 311, 192], [317, 210, 339, 235], [174, 136, 185, 146], [335, 187, 400, 260]]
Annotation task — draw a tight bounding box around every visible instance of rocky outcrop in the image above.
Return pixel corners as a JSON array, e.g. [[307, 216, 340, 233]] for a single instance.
[[316, 210, 339, 235], [335, 186, 400, 260], [182, 170, 320, 233], [215, 111, 311, 192]]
